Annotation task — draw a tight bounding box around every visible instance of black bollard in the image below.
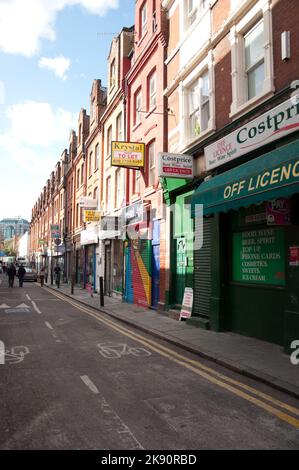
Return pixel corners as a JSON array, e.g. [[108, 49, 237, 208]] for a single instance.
[[100, 276, 104, 307]]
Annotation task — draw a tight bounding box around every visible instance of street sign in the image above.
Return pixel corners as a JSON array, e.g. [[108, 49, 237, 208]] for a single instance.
[[158, 152, 194, 178], [111, 141, 145, 168], [54, 238, 61, 246], [50, 224, 60, 239]]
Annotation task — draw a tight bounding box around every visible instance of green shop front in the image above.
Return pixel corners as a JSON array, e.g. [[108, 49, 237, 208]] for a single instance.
[[191, 139, 299, 349]]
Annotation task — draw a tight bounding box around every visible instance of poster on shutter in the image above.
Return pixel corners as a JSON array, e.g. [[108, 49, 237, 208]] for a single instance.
[[266, 199, 291, 226], [180, 287, 193, 320], [289, 246, 299, 266]]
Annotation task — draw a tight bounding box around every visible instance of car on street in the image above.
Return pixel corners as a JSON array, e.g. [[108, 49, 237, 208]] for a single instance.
[[17, 267, 38, 282]]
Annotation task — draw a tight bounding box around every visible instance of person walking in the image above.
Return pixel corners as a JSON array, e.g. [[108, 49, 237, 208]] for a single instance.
[[54, 265, 61, 289], [7, 263, 16, 288], [39, 267, 45, 287], [17, 265, 26, 288]]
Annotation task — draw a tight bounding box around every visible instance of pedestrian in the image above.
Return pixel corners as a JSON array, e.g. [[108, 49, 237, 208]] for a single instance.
[[39, 267, 45, 287], [7, 263, 16, 288], [54, 265, 61, 288], [17, 265, 26, 288]]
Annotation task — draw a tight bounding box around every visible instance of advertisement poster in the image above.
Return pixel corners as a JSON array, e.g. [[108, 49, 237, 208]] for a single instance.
[[266, 198, 291, 225]]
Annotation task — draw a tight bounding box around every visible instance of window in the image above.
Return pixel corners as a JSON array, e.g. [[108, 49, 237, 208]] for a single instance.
[[140, 2, 147, 38], [107, 126, 112, 157], [81, 163, 84, 185], [110, 59, 116, 89], [135, 89, 142, 125], [94, 144, 99, 170], [89, 151, 93, 176], [93, 187, 98, 206], [106, 176, 112, 212], [115, 169, 121, 208], [244, 20, 264, 101], [230, 4, 274, 116], [77, 169, 80, 189], [148, 141, 156, 187], [116, 113, 123, 141], [186, 0, 197, 26], [134, 170, 141, 195], [148, 72, 157, 110], [76, 203, 79, 227], [188, 70, 210, 140]]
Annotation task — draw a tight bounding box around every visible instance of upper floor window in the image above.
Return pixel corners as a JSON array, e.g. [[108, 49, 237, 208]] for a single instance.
[[134, 89, 142, 126], [140, 2, 147, 38], [93, 187, 98, 205], [110, 59, 116, 89], [148, 71, 157, 110], [188, 70, 210, 140], [115, 168, 122, 208], [148, 141, 156, 187], [107, 126, 112, 158], [77, 169, 80, 189], [116, 113, 123, 141], [81, 163, 84, 185], [244, 20, 264, 101], [134, 170, 141, 195], [106, 176, 112, 212], [94, 143, 99, 170], [91, 98, 95, 121], [185, 0, 207, 29], [89, 151, 93, 176]]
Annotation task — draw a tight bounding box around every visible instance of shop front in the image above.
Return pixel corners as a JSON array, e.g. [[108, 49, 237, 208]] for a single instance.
[[191, 139, 299, 349], [80, 226, 98, 291]]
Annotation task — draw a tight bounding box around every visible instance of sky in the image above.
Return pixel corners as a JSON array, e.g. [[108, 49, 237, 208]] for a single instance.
[[0, 0, 135, 222]]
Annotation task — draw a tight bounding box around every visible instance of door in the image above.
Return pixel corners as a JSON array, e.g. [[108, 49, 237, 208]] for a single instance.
[[151, 244, 160, 309], [124, 244, 133, 303]]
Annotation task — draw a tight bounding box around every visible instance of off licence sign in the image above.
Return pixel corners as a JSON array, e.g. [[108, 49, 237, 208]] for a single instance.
[[111, 141, 145, 168]]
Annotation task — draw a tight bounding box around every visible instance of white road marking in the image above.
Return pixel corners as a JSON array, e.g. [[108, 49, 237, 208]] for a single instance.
[[31, 301, 42, 314], [16, 303, 30, 309], [26, 294, 31, 301], [0, 304, 10, 309], [80, 375, 99, 394], [45, 321, 54, 330]]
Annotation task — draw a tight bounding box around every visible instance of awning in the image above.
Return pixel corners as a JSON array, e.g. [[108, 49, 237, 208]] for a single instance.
[[191, 140, 299, 216]]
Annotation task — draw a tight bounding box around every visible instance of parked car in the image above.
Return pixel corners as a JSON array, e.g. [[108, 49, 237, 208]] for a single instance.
[[17, 267, 38, 282]]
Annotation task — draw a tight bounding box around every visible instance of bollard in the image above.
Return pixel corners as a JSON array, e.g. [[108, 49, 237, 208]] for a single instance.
[[100, 276, 104, 307]]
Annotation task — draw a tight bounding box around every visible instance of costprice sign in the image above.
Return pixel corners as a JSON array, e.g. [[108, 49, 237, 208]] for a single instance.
[[205, 94, 299, 170], [158, 153, 194, 178], [232, 228, 285, 285], [111, 141, 145, 168]]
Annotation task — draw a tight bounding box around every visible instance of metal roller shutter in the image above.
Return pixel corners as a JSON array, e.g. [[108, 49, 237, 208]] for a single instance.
[[193, 217, 212, 318]]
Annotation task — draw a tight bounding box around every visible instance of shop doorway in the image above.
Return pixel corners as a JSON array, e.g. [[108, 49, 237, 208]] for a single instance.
[[104, 244, 112, 296]]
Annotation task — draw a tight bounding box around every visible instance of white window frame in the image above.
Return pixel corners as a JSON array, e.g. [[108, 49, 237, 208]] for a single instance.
[[107, 126, 112, 158], [141, 2, 147, 37], [94, 143, 99, 170], [110, 59, 116, 90], [230, 0, 274, 118], [180, 51, 215, 150], [106, 176, 112, 212], [148, 141, 156, 187], [116, 113, 123, 141], [135, 170, 141, 195], [148, 72, 157, 110], [135, 89, 142, 125], [115, 168, 122, 208]]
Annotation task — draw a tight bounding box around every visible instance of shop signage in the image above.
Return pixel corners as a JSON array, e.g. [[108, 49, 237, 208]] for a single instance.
[[80, 228, 98, 246], [233, 228, 285, 285], [205, 93, 299, 170], [79, 197, 98, 209], [111, 141, 145, 168], [289, 246, 299, 266], [266, 198, 291, 226], [158, 153, 194, 178], [83, 210, 101, 223], [180, 288, 193, 320], [50, 224, 60, 239], [38, 239, 46, 245], [223, 157, 299, 203], [124, 201, 143, 225]]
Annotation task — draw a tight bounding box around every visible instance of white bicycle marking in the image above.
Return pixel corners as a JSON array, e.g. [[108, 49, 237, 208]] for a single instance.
[[4, 346, 30, 364], [31, 301, 42, 314], [97, 343, 152, 359], [80, 375, 99, 394]]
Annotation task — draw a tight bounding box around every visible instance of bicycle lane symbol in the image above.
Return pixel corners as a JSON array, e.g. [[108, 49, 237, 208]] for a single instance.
[[97, 343, 152, 359], [2, 346, 30, 365]]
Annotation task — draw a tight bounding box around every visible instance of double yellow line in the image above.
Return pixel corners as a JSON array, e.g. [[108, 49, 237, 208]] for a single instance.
[[45, 286, 299, 429]]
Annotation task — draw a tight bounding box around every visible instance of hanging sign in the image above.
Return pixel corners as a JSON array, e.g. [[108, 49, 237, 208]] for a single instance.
[[50, 224, 60, 239], [79, 197, 98, 209], [158, 152, 194, 178], [180, 288, 194, 320], [111, 141, 145, 168], [84, 210, 101, 223]]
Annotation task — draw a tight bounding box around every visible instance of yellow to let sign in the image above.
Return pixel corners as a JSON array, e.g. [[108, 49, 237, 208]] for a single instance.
[[84, 210, 101, 222], [111, 141, 145, 168]]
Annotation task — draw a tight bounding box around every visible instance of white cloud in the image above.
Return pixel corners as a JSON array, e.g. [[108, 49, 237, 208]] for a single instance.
[[0, 100, 78, 219], [39, 55, 71, 80], [0, 0, 119, 57]]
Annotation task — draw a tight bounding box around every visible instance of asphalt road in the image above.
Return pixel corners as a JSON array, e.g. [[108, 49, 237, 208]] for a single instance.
[[0, 274, 299, 450]]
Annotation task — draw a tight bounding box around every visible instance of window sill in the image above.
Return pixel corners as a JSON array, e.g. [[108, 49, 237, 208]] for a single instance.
[[229, 89, 274, 121], [180, 126, 215, 153], [131, 194, 141, 203], [137, 30, 148, 47], [143, 186, 156, 197]]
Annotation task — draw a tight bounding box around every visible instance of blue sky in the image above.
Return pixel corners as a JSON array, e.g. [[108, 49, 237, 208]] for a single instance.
[[0, 0, 135, 221]]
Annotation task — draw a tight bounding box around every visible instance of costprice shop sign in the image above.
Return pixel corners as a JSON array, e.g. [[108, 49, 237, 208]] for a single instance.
[[205, 94, 299, 170], [158, 153, 194, 178], [111, 141, 145, 168]]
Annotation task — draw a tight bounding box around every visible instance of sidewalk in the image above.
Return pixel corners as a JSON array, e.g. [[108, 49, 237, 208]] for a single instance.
[[45, 282, 299, 399]]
